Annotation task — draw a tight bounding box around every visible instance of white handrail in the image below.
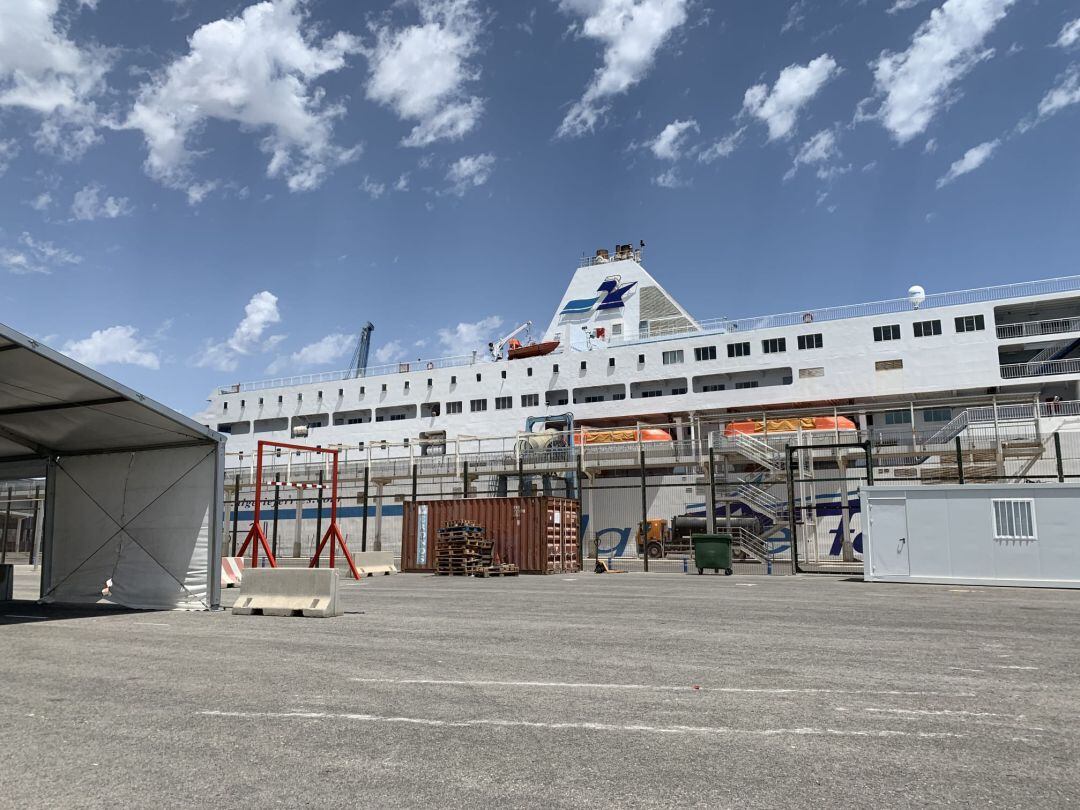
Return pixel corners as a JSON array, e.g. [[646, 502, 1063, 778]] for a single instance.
[[996, 317, 1080, 340], [1000, 358, 1080, 379]]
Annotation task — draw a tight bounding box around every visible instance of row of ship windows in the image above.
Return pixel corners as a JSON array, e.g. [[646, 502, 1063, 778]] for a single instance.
[[875, 314, 985, 342], [220, 353, 784, 412], [217, 375, 789, 431], [662, 334, 822, 364], [317, 404, 954, 427], [878, 407, 953, 425], [216, 399, 950, 436], [219, 315, 960, 413]]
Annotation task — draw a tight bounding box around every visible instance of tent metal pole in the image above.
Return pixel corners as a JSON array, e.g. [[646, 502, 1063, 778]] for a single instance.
[[29, 485, 40, 568], [208, 442, 225, 609], [1, 486, 10, 565], [39, 458, 57, 600]]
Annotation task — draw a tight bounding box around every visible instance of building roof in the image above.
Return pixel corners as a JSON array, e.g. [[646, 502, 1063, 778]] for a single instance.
[[0, 322, 222, 463]]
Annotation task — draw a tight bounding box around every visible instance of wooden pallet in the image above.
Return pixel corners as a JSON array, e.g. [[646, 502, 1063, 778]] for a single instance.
[[474, 564, 519, 578]]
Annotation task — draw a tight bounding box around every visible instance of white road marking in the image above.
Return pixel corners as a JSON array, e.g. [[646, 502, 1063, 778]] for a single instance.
[[348, 677, 968, 696], [989, 665, 1038, 671], [198, 710, 963, 739], [861, 708, 1022, 720]]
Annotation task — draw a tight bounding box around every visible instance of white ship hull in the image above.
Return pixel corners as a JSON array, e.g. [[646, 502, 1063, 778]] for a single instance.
[[204, 251, 1080, 460]]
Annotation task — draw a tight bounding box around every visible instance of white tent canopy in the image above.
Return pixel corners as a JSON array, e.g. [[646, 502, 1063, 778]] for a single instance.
[[0, 322, 223, 609]]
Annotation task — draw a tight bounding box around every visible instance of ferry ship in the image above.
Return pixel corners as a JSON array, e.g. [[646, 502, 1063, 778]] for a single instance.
[[204, 245, 1080, 459]]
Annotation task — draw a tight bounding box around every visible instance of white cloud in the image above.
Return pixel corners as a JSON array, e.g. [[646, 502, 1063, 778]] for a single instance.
[[887, 0, 932, 13], [360, 175, 386, 199], [1, 231, 82, 274], [783, 128, 841, 180], [266, 332, 353, 373], [186, 181, 219, 206], [742, 54, 839, 141], [0, 139, 18, 176], [781, 0, 810, 33], [365, 0, 485, 148], [437, 315, 503, 354], [698, 127, 745, 163], [815, 164, 850, 182], [126, 0, 360, 196], [652, 166, 687, 188], [936, 139, 999, 188], [1056, 18, 1080, 49], [394, 172, 410, 191], [373, 340, 406, 365], [195, 290, 284, 372], [62, 325, 160, 370], [923, 137, 938, 154], [869, 0, 1016, 144], [648, 118, 698, 160], [444, 152, 495, 196], [556, 0, 689, 138], [71, 183, 133, 220], [30, 191, 53, 211], [1030, 64, 1080, 125], [0, 0, 111, 159]]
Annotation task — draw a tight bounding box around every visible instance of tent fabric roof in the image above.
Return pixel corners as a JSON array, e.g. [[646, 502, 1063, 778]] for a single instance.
[[0, 323, 222, 462]]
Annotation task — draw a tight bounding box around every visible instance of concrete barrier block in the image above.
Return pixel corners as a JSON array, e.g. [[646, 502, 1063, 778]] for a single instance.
[[221, 556, 245, 587], [353, 551, 398, 577], [232, 568, 342, 618]]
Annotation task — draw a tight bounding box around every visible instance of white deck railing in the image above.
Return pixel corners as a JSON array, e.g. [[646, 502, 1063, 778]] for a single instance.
[[996, 316, 1080, 340], [1000, 358, 1080, 379], [222, 274, 1080, 393]]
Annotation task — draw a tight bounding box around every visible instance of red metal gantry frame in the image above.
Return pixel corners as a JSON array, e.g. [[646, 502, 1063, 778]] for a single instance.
[[236, 439, 361, 580]]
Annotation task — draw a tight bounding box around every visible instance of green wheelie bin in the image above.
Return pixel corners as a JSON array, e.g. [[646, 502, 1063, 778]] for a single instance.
[[692, 534, 734, 576]]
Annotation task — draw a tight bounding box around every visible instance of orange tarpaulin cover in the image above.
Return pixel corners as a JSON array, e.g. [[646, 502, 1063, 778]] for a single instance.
[[578, 428, 673, 444], [724, 416, 857, 436]]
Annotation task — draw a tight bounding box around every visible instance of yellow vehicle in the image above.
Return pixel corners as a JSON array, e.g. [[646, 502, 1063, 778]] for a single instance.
[[636, 519, 671, 559]]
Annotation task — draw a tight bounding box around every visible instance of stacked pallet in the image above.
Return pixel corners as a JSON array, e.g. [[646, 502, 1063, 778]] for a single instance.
[[435, 521, 519, 577]]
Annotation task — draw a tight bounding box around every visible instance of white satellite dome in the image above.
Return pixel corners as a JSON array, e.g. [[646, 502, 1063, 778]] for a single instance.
[[908, 285, 927, 310]]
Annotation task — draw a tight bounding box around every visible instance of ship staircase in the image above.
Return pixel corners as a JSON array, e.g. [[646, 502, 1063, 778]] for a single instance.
[[705, 432, 794, 571]]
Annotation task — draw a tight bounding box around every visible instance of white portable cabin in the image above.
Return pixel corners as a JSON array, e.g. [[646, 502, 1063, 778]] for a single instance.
[[0, 322, 225, 609], [862, 483, 1080, 589]]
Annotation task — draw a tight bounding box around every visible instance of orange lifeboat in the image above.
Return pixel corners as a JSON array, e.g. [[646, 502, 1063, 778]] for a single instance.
[[577, 428, 673, 444], [724, 416, 857, 436]]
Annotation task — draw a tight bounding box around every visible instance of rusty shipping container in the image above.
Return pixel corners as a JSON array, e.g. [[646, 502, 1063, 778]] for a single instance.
[[401, 497, 580, 574]]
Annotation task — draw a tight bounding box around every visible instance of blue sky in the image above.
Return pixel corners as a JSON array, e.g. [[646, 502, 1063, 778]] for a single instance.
[[1, 0, 1078, 416]]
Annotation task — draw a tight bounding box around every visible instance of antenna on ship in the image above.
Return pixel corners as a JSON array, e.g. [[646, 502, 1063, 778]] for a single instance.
[[908, 285, 926, 310], [350, 322, 374, 378]]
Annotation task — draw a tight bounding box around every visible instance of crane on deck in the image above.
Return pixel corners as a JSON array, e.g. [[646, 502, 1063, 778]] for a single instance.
[[350, 322, 374, 378], [488, 321, 532, 361]]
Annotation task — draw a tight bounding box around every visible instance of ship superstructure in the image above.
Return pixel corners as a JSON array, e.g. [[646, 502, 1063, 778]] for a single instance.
[[205, 246, 1080, 460]]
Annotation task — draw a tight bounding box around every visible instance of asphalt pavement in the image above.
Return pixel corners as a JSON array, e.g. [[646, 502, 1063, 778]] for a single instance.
[[2, 568, 1079, 808]]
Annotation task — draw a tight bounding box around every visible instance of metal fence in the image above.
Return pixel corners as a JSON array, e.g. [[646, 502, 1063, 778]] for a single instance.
[[5, 425, 1075, 575], [212, 426, 1080, 577]]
